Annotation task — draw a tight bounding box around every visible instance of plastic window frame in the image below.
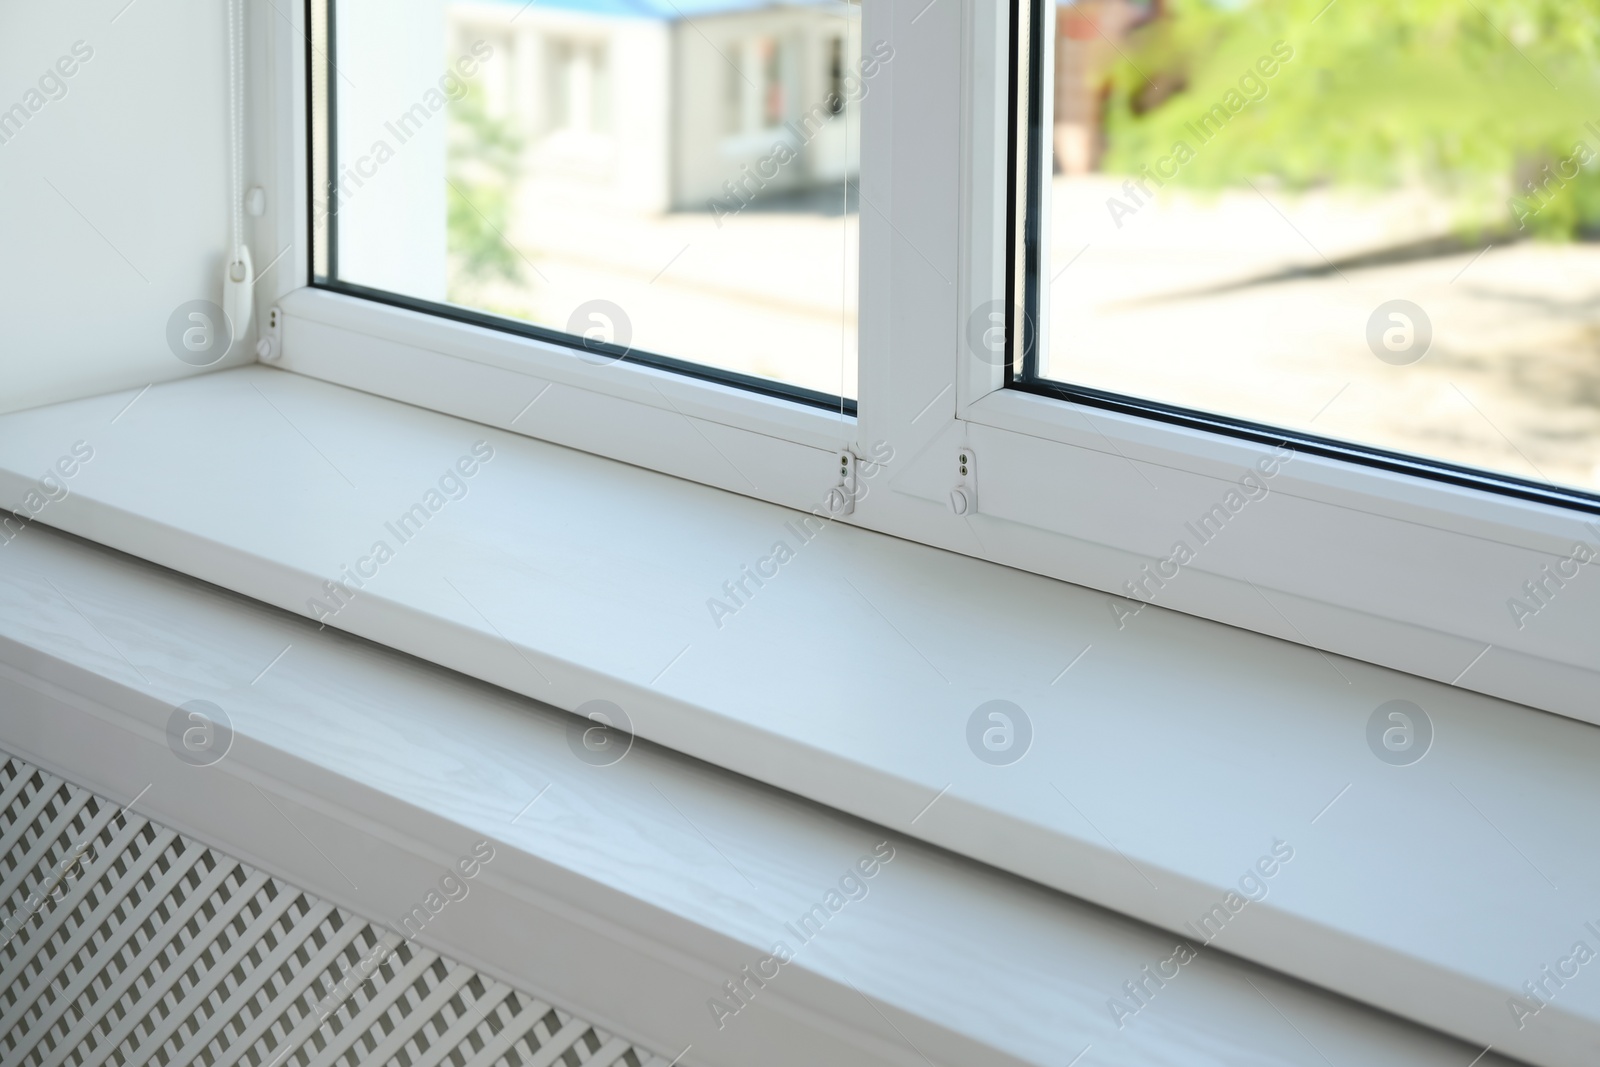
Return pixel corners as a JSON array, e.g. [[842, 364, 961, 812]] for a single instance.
[[249, 0, 1600, 724]]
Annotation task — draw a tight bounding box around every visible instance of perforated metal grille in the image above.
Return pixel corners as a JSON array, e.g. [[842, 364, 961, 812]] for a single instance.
[[0, 753, 677, 1067]]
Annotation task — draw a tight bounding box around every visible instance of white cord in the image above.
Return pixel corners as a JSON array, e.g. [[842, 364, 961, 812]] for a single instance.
[[227, 0, 243, 270]]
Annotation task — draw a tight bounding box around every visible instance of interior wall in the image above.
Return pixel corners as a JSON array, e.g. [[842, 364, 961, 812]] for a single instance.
[[0, 0, 255, 417]]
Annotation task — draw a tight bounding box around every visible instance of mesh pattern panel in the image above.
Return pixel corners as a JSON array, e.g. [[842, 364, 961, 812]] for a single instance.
[[0, 754, 676, 1067]]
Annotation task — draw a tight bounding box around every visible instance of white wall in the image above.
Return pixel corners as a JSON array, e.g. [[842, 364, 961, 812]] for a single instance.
[[0, 0, 255, 416]]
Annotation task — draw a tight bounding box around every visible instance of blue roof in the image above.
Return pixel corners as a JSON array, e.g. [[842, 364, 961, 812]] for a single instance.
[[486, 0, 843, 16]]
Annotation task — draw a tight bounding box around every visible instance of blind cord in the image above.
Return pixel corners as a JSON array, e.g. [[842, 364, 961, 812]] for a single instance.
[[228, 0, 244, 277], [221, 0, 253, 350]]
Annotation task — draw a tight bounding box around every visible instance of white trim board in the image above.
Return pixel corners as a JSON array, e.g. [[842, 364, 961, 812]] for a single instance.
[[0, 524, 1514, 1067], [0, 366, 1594, 1065]]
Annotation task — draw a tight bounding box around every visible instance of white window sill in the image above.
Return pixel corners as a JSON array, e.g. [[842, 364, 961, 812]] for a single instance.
[[0, 365, 1595, 1066], [0, 522, 1520, 1067]]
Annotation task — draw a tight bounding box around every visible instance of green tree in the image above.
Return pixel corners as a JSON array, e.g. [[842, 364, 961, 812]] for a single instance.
[[1101, 0, 1600, 237], [447, 86, 525, 286]]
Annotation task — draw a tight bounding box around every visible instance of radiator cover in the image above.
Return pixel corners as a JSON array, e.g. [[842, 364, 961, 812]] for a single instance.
[[0, 752, 676, 1067]]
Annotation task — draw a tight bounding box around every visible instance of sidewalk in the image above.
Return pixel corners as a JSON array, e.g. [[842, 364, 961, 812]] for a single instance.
[[455, 181, 859, 399], [1046, 176, 1600, 491]]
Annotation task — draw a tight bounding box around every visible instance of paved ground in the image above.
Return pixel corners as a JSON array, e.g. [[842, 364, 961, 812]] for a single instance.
[[460, 178, 859, 399], [1047, 176, 1600, 493], [452, 174, 1600, 493]]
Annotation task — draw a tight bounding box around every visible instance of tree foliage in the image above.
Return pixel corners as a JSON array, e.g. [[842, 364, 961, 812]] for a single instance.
[[1100, 0, 1600, 236], [447, 86, 524, 285]]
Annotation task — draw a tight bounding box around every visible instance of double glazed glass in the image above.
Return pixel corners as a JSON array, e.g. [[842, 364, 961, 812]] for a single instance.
[[1016, 0, 1600, 501], [311, 0, 865, 409]]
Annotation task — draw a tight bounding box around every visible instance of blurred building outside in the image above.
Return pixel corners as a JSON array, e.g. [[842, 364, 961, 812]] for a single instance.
[[442, 0, 864, 396], [1053, 0, 1161, 176]]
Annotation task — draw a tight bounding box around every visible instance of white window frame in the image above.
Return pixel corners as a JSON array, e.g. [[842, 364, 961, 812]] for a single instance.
[[251, 0, 1599, 723]]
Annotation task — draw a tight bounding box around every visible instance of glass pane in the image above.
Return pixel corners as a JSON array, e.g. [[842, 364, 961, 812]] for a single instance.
[[1029, 0, 1600, 495], [316, 0, 866, 406]]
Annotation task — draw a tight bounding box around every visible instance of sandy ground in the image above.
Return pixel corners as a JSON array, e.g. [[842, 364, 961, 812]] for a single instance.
[[451, 174, 1600, 491]]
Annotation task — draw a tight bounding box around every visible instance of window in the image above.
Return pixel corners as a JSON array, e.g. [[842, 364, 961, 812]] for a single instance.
[[827, 36, 846, 116], [1011, 0, 1600, 509], [726, 36, 787, 136], [276, 0, 1596, 721], [310, 0, 862, 406], [549, 39, 609, 136]]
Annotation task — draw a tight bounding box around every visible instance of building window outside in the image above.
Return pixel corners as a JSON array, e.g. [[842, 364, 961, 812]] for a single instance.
[[827, 36, 845, 115], [726, 36, 787, 136], [550, 39, 609, 135]]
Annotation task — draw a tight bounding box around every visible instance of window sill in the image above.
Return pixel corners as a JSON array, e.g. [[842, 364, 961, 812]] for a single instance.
[[0, 522, 1521, 1067], [1, 365, 1595, 1065]]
